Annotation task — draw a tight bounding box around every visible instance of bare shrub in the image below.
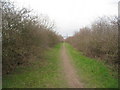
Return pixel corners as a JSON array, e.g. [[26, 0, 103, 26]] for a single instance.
[[66, 16, 118, 69], [2, 0, 61, 74]]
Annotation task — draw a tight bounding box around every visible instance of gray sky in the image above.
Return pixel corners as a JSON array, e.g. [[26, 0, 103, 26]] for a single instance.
[[10, 0, 118, 37]]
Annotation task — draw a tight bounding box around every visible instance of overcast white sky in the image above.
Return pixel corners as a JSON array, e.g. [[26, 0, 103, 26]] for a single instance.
[[10, 0, 118, 37]]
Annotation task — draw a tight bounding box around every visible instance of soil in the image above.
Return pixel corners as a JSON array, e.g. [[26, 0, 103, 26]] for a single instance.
[[60, 44, 83, 88]]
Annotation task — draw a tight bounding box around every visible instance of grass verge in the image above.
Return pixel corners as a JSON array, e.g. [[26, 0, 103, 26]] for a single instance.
[[3, 44, 67, 88], [65, 43, 118, 88]]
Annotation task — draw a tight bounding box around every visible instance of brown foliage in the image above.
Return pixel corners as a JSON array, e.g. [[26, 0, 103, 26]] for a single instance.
[[66, 16, 118, 69], [2, 0, 62, 74]]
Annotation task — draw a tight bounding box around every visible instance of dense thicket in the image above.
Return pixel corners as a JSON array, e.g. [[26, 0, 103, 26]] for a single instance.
[[66, 16, 118, 69], [2, 0, 62, 74]]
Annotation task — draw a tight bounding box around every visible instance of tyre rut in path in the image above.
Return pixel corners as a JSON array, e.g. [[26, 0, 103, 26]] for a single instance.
[[60, 44, 83, 88]]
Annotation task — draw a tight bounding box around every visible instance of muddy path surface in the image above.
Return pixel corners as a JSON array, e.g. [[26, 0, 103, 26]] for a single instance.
[[60, 44, 83, 88]]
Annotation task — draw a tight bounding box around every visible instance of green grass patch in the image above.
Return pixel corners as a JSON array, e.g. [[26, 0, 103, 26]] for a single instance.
[[65, 43, 118, 88], [3, 44, 67, 88]]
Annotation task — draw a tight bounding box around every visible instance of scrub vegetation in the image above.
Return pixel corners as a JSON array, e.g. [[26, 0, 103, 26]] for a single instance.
[[2, 0, 63, 74], [2, 0, 118, 88], [65, 43, 118, 88], [3, 44, 68, 88], [66, 16, 118, 70]]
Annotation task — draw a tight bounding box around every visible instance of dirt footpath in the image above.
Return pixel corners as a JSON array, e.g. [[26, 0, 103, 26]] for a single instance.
[[60, 44, 83, 88]]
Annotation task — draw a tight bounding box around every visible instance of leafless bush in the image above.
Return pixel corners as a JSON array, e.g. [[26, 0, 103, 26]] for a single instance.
[[2, 0, 61, 74], [66, 16, 118, 69]]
